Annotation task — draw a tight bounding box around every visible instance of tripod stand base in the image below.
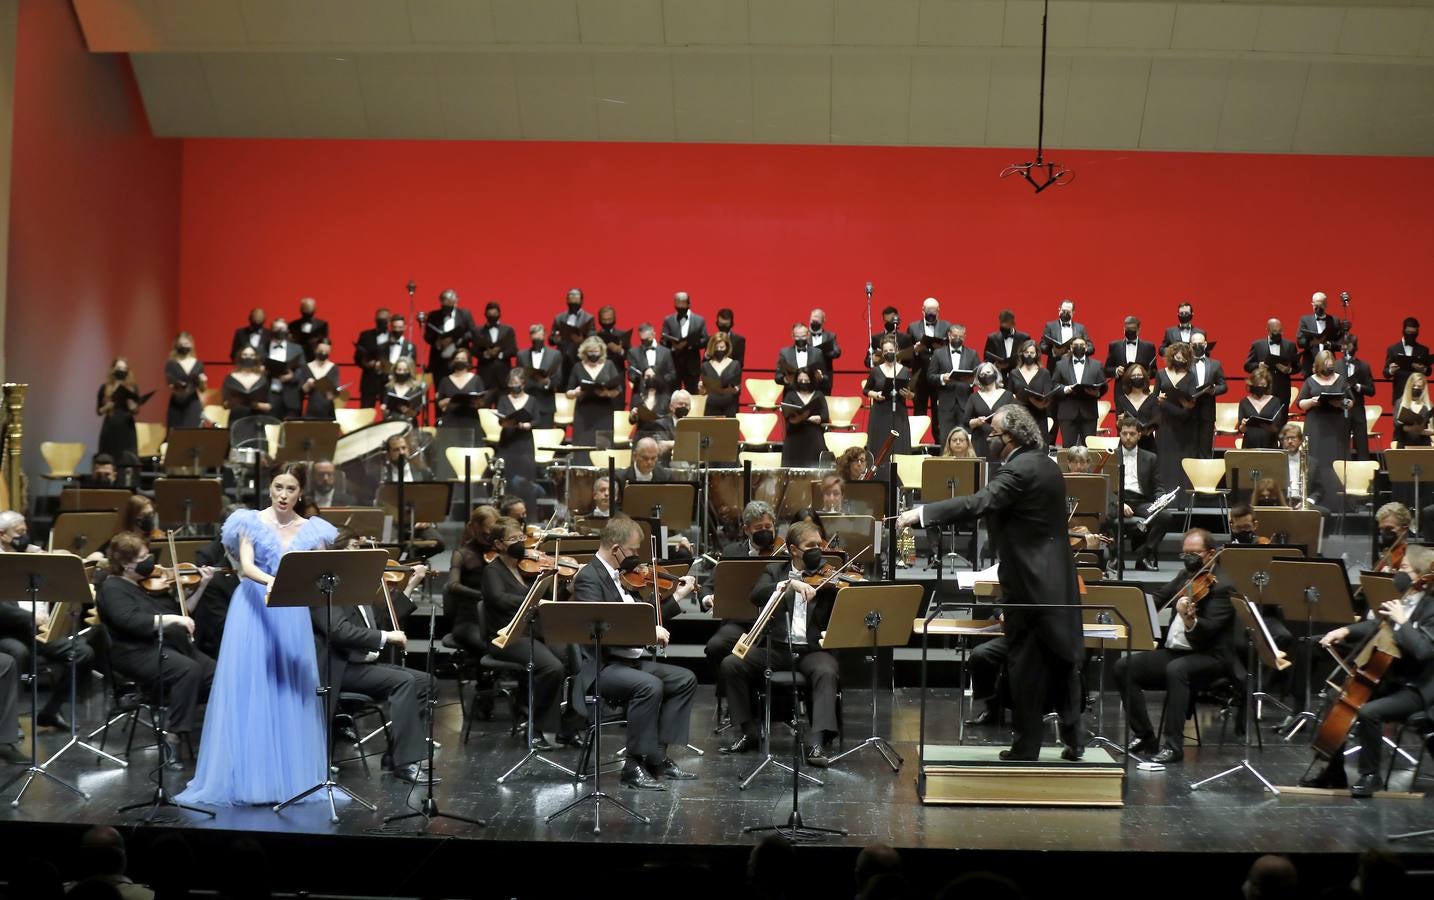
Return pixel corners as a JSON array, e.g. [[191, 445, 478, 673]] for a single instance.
[[118, 786, 215, 821], [1390, 828, 1434, 842], [273, 779, 377, 824], [3, 764, 88, 807], [744, 809, 847, 843], [828, 736, 903, 772], [497, 748, 576, 784], [739, 753, 824, 790], [43, 737, 128, 771], [546, 789, 649, 834], [1190, 759, 1280, 795], [384, 795, 485, 828], [1277, 710, 1318, 740]]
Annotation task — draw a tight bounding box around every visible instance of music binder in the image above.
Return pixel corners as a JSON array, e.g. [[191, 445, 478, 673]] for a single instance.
[[555, 320, 591, 344], [1244, 404, 1285, 431], [1395, 405, 1430, 427], [263, 357, 292, 380]]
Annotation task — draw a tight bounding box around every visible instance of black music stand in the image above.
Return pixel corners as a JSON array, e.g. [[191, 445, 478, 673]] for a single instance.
[[736, 585, 825, 792], [1253, 508, 1324, 555], [162, 427, 230, 475], [540, 600, 656, 834], [823, 583, 924, 772], [1264, 558, 1357, 740], [324, 507, 388, 541], [48, 511, 119, 557], [269, 548, 389, 823], [377, 481, 452, 555], [1224, 449, 1287, 504], [0, 553, 94, 807], [154, 478, 224, 536], [674, 416, 740, 464], [495, 574, 577, 784], [1385, 448, 1434, 533], [274, 420, 342, 465], [921, 458, 983, 569]]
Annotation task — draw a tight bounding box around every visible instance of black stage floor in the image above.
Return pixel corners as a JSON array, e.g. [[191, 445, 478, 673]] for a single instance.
[[3, 684, 1434, 897]]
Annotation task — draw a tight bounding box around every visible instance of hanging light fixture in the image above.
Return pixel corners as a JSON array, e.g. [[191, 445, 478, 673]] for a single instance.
[[1001, 0, 1073, 193]]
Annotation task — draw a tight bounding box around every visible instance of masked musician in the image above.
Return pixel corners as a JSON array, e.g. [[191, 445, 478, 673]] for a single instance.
[[1227, 504, 1294, 652], [165, 332, 207, 428], [594, 305, 631, 410], [661, 292, 708, 393], [1159, 302, 1196, 354], [1304, 546, 1434, 796], [96, 358, 140, 463], [1277, 424, 1318, 510], [967, 363, 1014, 461], [618, 437, 672, 487], [1296, 350, 1353, 508], [444, 505, 500, 657], [714, 308, 746, 367], [1105, 316, 1157, 383], [1384, 316, 1430, 408], [1245, 319, 1299, 408], [229, 307, 269, 362], [1052, 336, 1106, 448], [700, 501, 783, 725], [1394, 373, 1432, 448], [781, 368, 827, 468], [1236, 364, 1286, 450], [570, 517, 699, 790]]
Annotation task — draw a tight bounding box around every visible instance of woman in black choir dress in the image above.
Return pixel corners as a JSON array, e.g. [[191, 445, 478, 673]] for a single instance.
[[297, 337, 341, 420], [1395, 374, 1433, 447], [496, 369, 540, 505], [1236, 363, 1286, 450], [699, 332, 742, 417], [435, 348, 484, 433], [165, 333, 207, 428], [781, 368, 827, 467], [865, 335, 913, 464], [566, 336, 623, 464], [1156, 342, 1200, 503], [384, 358, 426, 425], [1007, 339, 1053, 443], [1114, 363, 1158, 452], [1296, 350, 1353, 508], [966, 362, 1013, 460], [445, 505, 499, 656], [222, 348, 272, 425], [97, 357, 141, 462]]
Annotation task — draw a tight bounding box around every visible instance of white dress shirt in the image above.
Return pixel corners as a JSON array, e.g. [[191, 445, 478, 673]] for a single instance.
[[1125, 341, 1139, 363], [1165, 613, 1193, 651], [785, 567, 810, 646], [598, 554, 644, 659], [1122, 446, 1141, 495]]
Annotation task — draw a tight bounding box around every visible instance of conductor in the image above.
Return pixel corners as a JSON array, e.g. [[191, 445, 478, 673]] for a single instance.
[[897, 404, 1085, 761]]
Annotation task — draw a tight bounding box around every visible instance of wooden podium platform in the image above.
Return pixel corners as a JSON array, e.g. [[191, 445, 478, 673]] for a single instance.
[[918, 745, 1125, 808]]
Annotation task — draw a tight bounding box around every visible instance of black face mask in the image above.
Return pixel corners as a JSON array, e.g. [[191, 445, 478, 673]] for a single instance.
[[585, 352, 602, 362], [376, 319, 390, 332], [1249, 385, 1267, 397], [176, 345, 192, 355], [1379, 528, 1400, 548], [452, 359, 468, 370], [1022, 353, 1038, 364], [978, 373, 997, 387], [395, 373, 412, 383], [1405, 332, 1419, 343], [1000, 325, 1013, 336], [486, 312, 500, 324], [1071, 348, 1087, 360], [113, 369, 128, 380], [801, 547, 825, 573], [139, 514, 157, 533], [1269, 334, 1282, 344], [717, 321, 732, 332], [506, 541, 528, 561], [618, 552, 642, 573], [712, 348, 727, 360], [1178, 312, 1192, 324], [642, 339, 655, 349], [924, 312, 938, 323], [9, 534, 29, 552], [135, 556, 157, 579], [1192, 344, 1207, 358], [1125, 329, 1138, 341], [949, 339, 963, 351], [1181, 553, 1204, 573], [239, 357, 257, 368], [752, 528, 775, 550], [795, 380, 812, 391], [1232, 530, 1257, 545], [1393, 571, 1413, 594], [794, 339, 808, 350], [316, 350, 329, 361], [1059, 312, 1072, 323], [809, 320, 821, 332], [882, 350, 897, 362], [985, 433, 1006, 462], [532, 340, 545, 350], [508, 384, 523, 395], [673, 407, 689, 419]]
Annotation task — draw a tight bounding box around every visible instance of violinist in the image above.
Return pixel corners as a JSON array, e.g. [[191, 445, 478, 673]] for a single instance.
[[718, 520, 842, 767], [1115, 416, 1171, 572], [1303, 546, 1434, 796], [701, 501, 783, 715], [481, 519, 581, 751], [1114, 528, 1241, 764]]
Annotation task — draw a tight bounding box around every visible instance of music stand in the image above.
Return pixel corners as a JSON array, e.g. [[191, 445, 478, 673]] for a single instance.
[[821, 515, 877, 567], [1264, 558, 1358, 740], [674, 417, 740, 464], [156, 540, 209, 567], [59, 488, 132, 513], [274, 420, 342, 464], [922, 459, 984, 568], [540, 600, 656, 834], [1384, 448, 1434, 533], [154, 478, 224, 535], [47, 511, 119, 557], [1081, 582, 1154, 757], [622, 484, 695, 532], [162, 427, 230, 475], [268, 548, 390, 823], [324, 507, 389, 542], [711, 560, 779, 621], [495, 574, 578, 784], [377, 482, 452, 558], [1224, 449, 1287, 503], [823, 583, 924, 772], [1253, 508, 1323, 555], [1062, 474, 1110, 519], [0, 553, 94, 806]]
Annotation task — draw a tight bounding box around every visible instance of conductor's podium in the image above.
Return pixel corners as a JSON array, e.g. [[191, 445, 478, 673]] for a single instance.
[[918, 745, 1125, 808]]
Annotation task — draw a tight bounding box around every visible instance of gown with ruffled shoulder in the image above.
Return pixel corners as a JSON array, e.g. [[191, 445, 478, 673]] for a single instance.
[[177, 509, 335, 805]]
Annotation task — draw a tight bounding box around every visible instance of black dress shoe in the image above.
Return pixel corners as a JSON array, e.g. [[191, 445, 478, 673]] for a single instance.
[[36, 711, 70, 732], [1350, 773, 1380, 798], [1134, 559, 1158, 572], [1060, 744, 1085, 762], [964, 709, 998, 727], [1126, 735, 1158, 756], [0, 743, 32, 765], [393, 762, 441, 785], [805, 744, 831, 768], [648, 758, 697, 780], [620, 765, 667, 791], [1152, 746, 1183, 764], [998, 749, 1040, 761], [719, 734, 758, 755], [554, 731, 583, 748], [530, 736, 557, 752], [1298, 763, 1349, 789]]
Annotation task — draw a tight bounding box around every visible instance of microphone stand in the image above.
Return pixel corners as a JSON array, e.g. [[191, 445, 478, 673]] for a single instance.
[[1115, 450, 1126, 578]]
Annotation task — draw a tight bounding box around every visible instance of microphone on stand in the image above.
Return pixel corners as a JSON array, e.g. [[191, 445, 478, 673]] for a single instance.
[[866, 282, 873, 298], [406, 280, 417, 296]]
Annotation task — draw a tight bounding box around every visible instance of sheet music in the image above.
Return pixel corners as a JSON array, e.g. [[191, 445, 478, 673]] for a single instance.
[[957, 562, 1001, 590]]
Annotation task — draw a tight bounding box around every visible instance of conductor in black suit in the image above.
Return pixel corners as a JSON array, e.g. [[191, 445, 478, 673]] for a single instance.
[[775, 323, 831, 394], [424, 289, 477, 382], [230, 307, 270, 363], [472, 301, 518, 407], [1297, 292, 1346, 376], [983, 309, 1030, 375], [1040, 299, 1090, 372], [1244, 319, 1299, 406], [1114, 416, 1171, 571], [1159, 302, 1196, 355], [1105, 316, 1157, 382], [898, 404, 1085, 761], [626, 323, 678, 394], [661, 292, 708, 394], [569, 517, 699, 790], [1052, 337, 1107, 447]]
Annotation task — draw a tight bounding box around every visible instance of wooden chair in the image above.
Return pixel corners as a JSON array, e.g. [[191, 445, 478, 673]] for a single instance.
[[611, 409, 635, 446], [738, 451, 783, 469], [824, 431, 869, 458], [589, 448, 631, 472], [446, 447, 494, 481], [335, 407, 376, 434], [201, 405, 230, 429], [908, 415, 932, 446], [1181, 458, 1229, 533], [40, 441, 86, 478], [745, 379, 782, 411]]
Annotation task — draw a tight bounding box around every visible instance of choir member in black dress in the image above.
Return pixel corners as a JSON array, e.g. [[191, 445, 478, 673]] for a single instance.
[[699, 332, 742, 417], [297, 338, 340, 420], [1156, 342, 1200, 503], [1113, 363, 1158, 452], [865, 335, 914, 465], [1341, 336, 1377, 459], [293, 296, 329, 362], [263, 319, 306, 419], [550, 288, 594, 383], [869, 306, 914, 367], [1159, 302, 1196, 354], [1052, 336, 1107, 447], [1296, 292, 1346, 376], [1105, 315, 1157, 383], [229, 307, 268, 362], [1395, 374, 1433, 447], [781, 369, 827, 468], [496, 370, 541, 505], [97, 358, 140, 463], [661, 292, 708, 393], [776, 323, 831, 394], [714, 308, 745, 367], [222, 348, 272, 424], [1039, 299, 1090, 372], [1007, 340, 1053, 443], [982, 309, 1030, 376], [906, 298, 950, 424], [1236, 364, 1285, 450], [424, 289, 476, 383], [595, 305, 631, 410], [566, 336, 623, 462], [967, 363, 1013, 461], [472, 301, 517, 408], [165, 333, 206, 428], [435, 348, 484, 432], [1189, 331, 1228, 457], [1384, 316, 1430, 407], [1244, 319, 1299, 409], [383, 358, 426, 425], [927, 324, 979, 444], [1296, 350, 1353, 509]]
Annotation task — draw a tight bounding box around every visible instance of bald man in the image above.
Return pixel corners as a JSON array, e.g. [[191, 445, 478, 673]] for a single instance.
[[1245, 319, 1299, 407], [1297, 292, 1345, 376]]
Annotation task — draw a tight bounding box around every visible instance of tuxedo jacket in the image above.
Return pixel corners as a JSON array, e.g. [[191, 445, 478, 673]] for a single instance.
[[1344, 592, 1434, 699], [983, 329, 1032, 369], [1040, 320, 1091, 369], [1117, 447, 1163, 503], [569, 559, 683, 692], [310, 594, 411, 718], [1052, 356, 1108, 422], [725, 330, 748, 368], [519, 347, 564, 422], [1383, 340, 1431, 401], [293, 315, 329, 361], [550, 309, 596, 367], [472, 322, 519, 386], [1244, 339, 1299, 402], [1160, 324, 1198, 355], [1344, 357, 1376, 407], [1150, 569, 1244, 682], [807, 328, 842, 362], [906, 319, 953, 364], [775, 345, 831, 393], [264, 341, 307, 412], [661, 313, 709, 365], [626, 343, 678, 393], [1190, 356, 1229, 422], [1103, 339, 1157, 379], [1296, 314, 1346, 374], [926, 345, 981, 425], [616, 464, 673, 488], [747, 560, 836, 652], [424, 307, 477, 359], [230, 325, 271, 362]]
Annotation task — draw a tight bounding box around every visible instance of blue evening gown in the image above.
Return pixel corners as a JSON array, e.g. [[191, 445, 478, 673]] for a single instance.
[[177, 509, 335, 805]]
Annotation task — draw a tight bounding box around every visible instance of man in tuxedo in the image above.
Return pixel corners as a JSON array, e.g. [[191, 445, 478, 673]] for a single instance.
[[1297, 292, 1346, 375], [1244, 318, 1299, 406], [1114, 417, 1171, 571], [354, 308, 394, 408], [595, 306, 631, 409], [1040, 299, 1090, 372], [230, 307, 269, 362], [869, 306, 914, 367], [1160, 302, 1196, 355], [699, 501, 782, 714], [983, 309, 1030, 375], [472, 301, 518, 407], [661, 292, 708, 393], [906, 298, 951, 422], [316, 532, 437, 785], [1052, 337, 1107, 447], [293, 296, 329, 362], [424, 289, 476, 382], [927, 323, 979, 442], [377, 435, 444, 557], [521, 323, 563, 427], [807, 308, 842, 366], [617, 437, 672, 487], [309, 459, 357, 508], [1189, 332, 1228, 457], [550, 288, 595, 383], [570, 517, 699, 790], [1105, 316, 1157, 382], [1115, 528, 1243, 764], [775, 323, 831, 394], [626, 323, 678, 396], [1341, 336, 1377, 460], [1384, 316, 1430, 406], [897, 405, 1085, 761], [79, 453, 118, 489], [264, 318, 307, 419], [714, 308, 746, 367]]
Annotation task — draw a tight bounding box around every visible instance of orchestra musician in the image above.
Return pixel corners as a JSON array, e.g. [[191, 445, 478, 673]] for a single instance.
[[776, 322, 831, 395], [1384, 316, 1430, 407], [1039, 299, 1089, 373], [1113, 363, 1157, 452], [1341, 335, 1377, 459], [780, 368, 827, 468], [1244, 319, 1299, 407], [928, 323, 980, 443], [983, 309, 1030, 375], [263, 319, 306, 419], [589, 476, 612, 518], [444, 505, 500, 658], [1114, 416, 1171, 572], [293, 296, 329, 361], [699, 332, 742, 418], [906, 298, 950, 423], [521, 323, 563, 428], [80, 453, 119, 489], [1052, 336, 1106, 448], [96, 358, 140, 464], [1276, 424, 1321, 510], [661, 292, 708, 393], [551, 288, 595, 382], [1236, 364, 1286, 450], [1297, 292, 1346, 376], [472, 301, 518, 407], [297, 337, 340, 420], [425, 289, 476, 383], [1159, 302, 1196, 354], [700, 501, 782, 721], [165, 332, 207, 428], [1189, 332, 1228, 457], [618, 436, 672, 487], [1105, 316, 1157, 383], [229, 307, 269, 362], [926, 428, 980, 570], [1226, 505, 1294, 652]]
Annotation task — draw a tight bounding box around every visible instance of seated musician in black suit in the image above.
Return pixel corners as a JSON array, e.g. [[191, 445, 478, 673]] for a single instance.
[[1302, 545, 1434, 796], [97, 533, 216, 761], [1115, 528, 1241, 764], [699, 501, 784, 719], [718, 520, 843, 767], [569, 517, 699, 791], [1113, 416, 1171, 571], [315, 528, 436, 785]]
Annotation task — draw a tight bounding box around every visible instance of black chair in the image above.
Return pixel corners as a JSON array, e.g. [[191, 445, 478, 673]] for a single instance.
[[1157, 675, 1240, 750], [762, 669, 843, 747], [331, 691, 393, 775], [1384, 711, 1434, 789], [454, 605, 525, 744]]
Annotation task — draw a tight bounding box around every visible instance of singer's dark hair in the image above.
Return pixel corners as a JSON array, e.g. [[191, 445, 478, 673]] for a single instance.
[[998, 309, 1015, 324], [881, 305, 898, 317], [1404, 317, 1419, 329]]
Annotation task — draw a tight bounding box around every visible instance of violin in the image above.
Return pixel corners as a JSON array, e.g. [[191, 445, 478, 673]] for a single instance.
[[801, 562, 867, 587], [1373, 537, 1407, 574], [382, 559, 419, 585], [1068, 526, 1114, 550], [518, 551, 580, 579], [620, 562, 685, 597], [1158, 549, 1224, 613]]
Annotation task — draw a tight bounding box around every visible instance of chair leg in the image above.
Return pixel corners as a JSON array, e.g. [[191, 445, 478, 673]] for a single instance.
[[1182, 491, 1194, 534]]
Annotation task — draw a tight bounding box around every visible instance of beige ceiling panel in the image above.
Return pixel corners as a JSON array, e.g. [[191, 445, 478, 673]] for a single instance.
[[357, 54, 447, 138], [986, 52, 1071, 147], [1171, 3, 1259, 52], [1338, 8, 1429, 58], [1292, 62, 1384, 153], [591, 53, 676, 139], [202, 53, 296, 136], [279, 55, 369, 138], [1215, 59, 1307, 151], [577, 0, 665, 44], [671, 53, 753, 140], [1087, 1, 1174, 50], [1139, 56, 1227, 151], [831, 52, 911, 144], [1252, 5, 1344, 54], [833, 0, 919, 46], [432, 53, 523, 139], [662, 0, 749, 45], [492, 0, 581, 44], [1003, 1, 1091, 49], [129, 53, 222, 137], [749, 0, 835, 46], [1371, 72, 1434, 155], [237, 0, 410, 45], [72, 0, 163, 51], [751, 53, 831, 143], [152, 0, 247, 45], [1061, 55, 1148, 149], [405, 0, 498, 44], [511, 52, 598, 139], [917, 0, 1004, 48], [908, 53, 990, 145]]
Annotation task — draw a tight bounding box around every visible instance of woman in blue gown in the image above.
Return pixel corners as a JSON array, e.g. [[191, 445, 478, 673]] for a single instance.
[[178, 463, 335, 806]]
